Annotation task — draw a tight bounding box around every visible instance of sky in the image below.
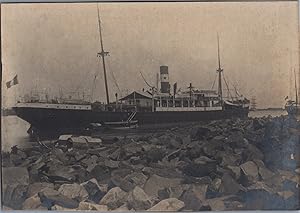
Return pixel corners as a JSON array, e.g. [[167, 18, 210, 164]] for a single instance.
[[1, 2, 299, 108]]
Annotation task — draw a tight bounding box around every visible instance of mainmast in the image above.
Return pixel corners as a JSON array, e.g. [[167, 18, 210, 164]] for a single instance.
[[217, 34, 223, 101], [96, 4, 110, 104]]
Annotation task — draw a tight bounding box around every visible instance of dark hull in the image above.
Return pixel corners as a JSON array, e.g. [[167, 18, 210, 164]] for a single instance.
[[13, 106, 249, 135]]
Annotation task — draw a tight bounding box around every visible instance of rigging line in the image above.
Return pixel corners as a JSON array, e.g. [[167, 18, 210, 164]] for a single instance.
[[140, 71, 154, 88], [91, 61, 104, 102], [106, 61, 121, 94], [211, 74, 217, 90], [232, 83, 241, 98], [222, 73, 234, 101]]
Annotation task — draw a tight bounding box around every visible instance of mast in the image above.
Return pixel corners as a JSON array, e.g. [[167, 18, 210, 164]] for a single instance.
[[96, 4, 110, 104], [294, 68, 298, 106], [217, 34, 223, 101]]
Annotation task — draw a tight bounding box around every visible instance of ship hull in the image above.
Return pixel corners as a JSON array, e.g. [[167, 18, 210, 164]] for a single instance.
[[13, 105, 249, 136]]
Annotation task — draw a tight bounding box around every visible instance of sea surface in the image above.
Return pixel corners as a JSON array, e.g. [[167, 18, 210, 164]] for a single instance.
[[1, 110, 288, 152]]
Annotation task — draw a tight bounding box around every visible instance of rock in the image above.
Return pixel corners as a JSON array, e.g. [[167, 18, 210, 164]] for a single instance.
[[168, 184, 189, 199], [147, 198, 184, 211], [182, 157, 216, 177], [99, 187, 128, 210], [205, 197, 225, 211], [219, 173, 242, 195], [240, 161, 259, 185], [205, 195, 240, 211], [81, 178, 106, 203], [207, 178, 222, 198], [243, 144, 264, 161], [158, 188, 170, 200], [243, 188, 285, 210], [146, 146, 166, 163], [81, 155, 98, 172], [2, 167, 29, 209], [22, 194, 46, 210], [125, 172, 148, 188], [180, 186, 204, 211], [111, 174, 135, 192], [227, 165, 241, 180], [128, 186, 152, 210], [277, 191, 294, 200], [104, 159, 120, 169], [51, 204, 77, 211], [51, 148, 68, 163], [78, 201, 108, 211], [58, 183, 88, 202], [143, 174, 182, 198], [114, 204, 130, 211], [90, 165, 111, 183], [27, 182, 55, 197], [38, 190, 79, 209], [190, 126, 211, 140], [217, 151, 241, 167], [258, 166, 275, 180], [46, 164, 87, 183]]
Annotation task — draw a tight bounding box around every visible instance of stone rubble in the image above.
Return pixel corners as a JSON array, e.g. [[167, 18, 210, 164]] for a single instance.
[[1, 115, 300, 210]]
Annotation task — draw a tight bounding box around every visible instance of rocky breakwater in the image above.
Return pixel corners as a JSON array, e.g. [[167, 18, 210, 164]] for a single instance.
[[2, 115, 300, 211]]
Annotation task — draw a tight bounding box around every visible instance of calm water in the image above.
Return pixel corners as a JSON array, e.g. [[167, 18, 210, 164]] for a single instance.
[[1, 110, 288, 152]]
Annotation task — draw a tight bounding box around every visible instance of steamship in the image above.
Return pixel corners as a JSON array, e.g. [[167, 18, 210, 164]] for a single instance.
[[13, 7, 250, 136]]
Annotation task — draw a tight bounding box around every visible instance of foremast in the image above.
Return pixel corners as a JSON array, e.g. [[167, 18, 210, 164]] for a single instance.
[[96, 4, 110, 105]]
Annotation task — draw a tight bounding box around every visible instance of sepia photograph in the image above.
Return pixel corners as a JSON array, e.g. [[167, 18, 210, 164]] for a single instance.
[[1, 1, 300, 211]]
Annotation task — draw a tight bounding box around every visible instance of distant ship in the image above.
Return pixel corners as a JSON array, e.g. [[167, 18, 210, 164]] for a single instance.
[[13, 6, 250, 137]]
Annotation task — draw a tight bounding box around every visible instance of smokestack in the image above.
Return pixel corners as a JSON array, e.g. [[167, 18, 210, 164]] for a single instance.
[[160, 65, 170, 93]]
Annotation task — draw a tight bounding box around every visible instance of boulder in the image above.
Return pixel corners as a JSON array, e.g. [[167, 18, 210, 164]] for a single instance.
[[51, 204, 77, 211], [227, 165, 241, 180], [114, 204, 130, 211], [258, 166, 275, 180], [182, 157, 216, 177], [99, 187, 128, 210], [38, 190, 79, 209], [104, 159, 120, 169], [2, 167, 29, 209], [168, 184, 189, 199], [180, 185, 207, 211], [110, 174, 135, 192], [125, 172, 148, 188], [81, 178, 106, 203], [58, 183, 89, 202], [147, 198, 184, 211], [90, 165, 111, 183], [143, 174, 182, 198], [22, 194, 46, 210], [27, 182, 55, 197], [219, 173, 242, 195], [46, 164, 87, 183], [128, 186, 152, 210], [207, 178, 222, 198], [190, 126, 211, 140], [205, 196, 242, 211], [81, 155, 98, 172], [240, 161, 259, 185], [78, 201, 108, 211]]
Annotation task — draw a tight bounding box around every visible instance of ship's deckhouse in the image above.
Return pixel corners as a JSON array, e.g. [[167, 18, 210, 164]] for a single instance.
[[155, 89, 222, 112]]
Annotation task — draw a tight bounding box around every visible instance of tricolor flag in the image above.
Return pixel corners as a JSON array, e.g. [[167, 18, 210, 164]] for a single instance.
[[6, 75, 18, 89]]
